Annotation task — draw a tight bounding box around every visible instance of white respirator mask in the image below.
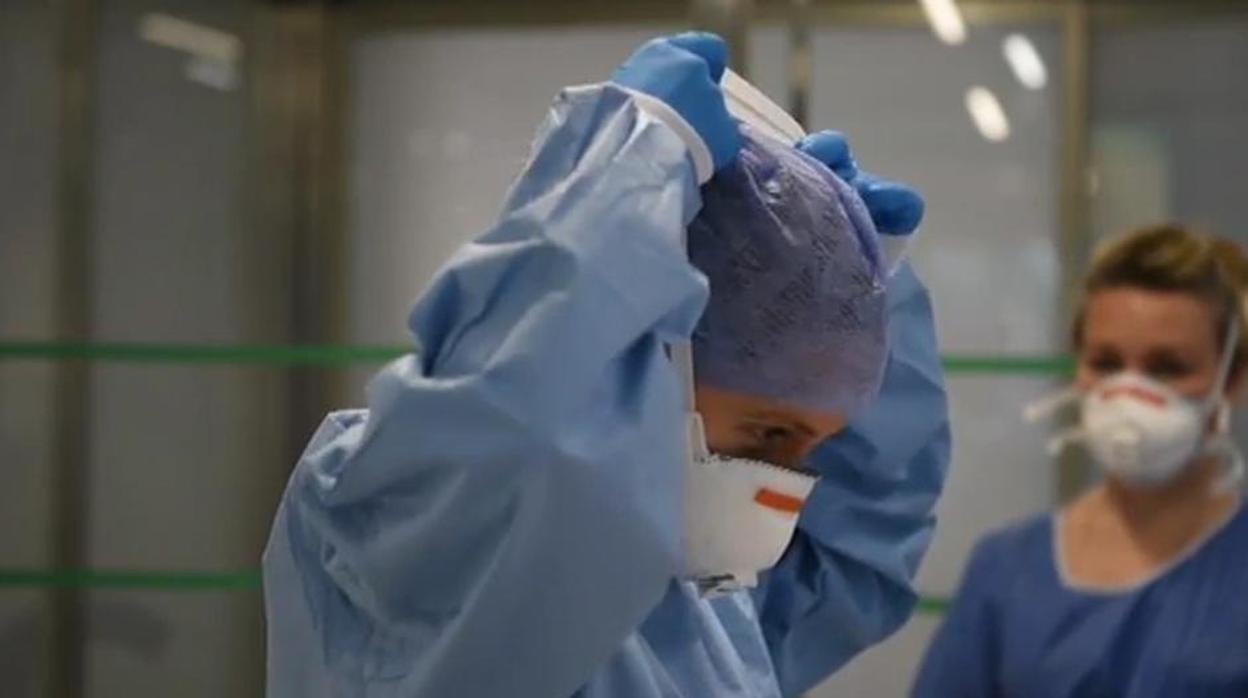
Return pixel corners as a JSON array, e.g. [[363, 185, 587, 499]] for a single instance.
[[671, 342, 817, 597], [1026, 320, 1244, 491]]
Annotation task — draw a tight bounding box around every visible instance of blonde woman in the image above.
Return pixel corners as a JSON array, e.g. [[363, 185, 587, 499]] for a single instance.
[[914, 224, 1248, 697]]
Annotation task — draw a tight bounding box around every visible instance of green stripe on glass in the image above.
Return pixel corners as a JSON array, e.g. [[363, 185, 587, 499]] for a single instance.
[[0, 568, 261, 591], [916, 595, 953, 615], [942, 355, 1074, 375], [0, 341, 1072, 376], [0, 341, 409, 366]]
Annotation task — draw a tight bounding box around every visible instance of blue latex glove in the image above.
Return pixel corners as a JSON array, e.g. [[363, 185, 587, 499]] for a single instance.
[[612, 32, 741, 172], [798, 130, 924, 235]]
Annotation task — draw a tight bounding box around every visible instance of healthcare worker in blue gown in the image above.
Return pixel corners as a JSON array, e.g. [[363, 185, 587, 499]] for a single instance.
[[263, 32, 951, 698], [913, 225, 1248, 697]]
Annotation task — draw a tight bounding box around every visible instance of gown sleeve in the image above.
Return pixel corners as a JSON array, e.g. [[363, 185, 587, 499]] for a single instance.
[[753, 263, 954, 696], [262, 83, 711, 698]]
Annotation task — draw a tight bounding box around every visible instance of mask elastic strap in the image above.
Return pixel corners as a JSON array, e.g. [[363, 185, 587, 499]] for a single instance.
[[672, 225, 712, 460], [1207, 317, 1241, 411], [721, 68, 807, 144], [1023, 386, 1081, 423], [672, 341, 711, 460], [1205, 316, 1242, 493], [1208, 434, 1246, 494], [672, 342, 697, 413], [1046, 427, 1085, 457]]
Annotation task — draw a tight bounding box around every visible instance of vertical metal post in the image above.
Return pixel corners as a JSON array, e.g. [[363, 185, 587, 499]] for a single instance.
[[691, 0, 754, 77], [288, 5, 348, 451], [787, 0, 813, 129], [1056, 0, 1092, 503], [280, 7, 333, 451], [241, 6, 348, 686], [238, 7, 297, 693], [245, 2, 346, 504], [49, 0, 96, 696]]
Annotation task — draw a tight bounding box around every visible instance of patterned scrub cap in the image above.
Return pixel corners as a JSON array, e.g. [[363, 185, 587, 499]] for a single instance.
[[687, 126, 889, 417]]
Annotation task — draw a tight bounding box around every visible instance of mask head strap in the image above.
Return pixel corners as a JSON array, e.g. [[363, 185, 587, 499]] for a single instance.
[[673, 341, 711, 460], [672, 342, 697, 413], [721, 68, 806, 144], [1208, 315, 1241, 409]]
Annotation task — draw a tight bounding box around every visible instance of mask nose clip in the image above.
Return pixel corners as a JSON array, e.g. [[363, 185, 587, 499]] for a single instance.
[[686, 411, 710, 461]]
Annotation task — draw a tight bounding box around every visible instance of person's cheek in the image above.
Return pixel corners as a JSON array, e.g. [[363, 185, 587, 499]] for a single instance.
[[1171, 366, 1218, 399], [794, 436, 823, 463], [1177, 380, 1209, 399], [702, 425, 750, 458]]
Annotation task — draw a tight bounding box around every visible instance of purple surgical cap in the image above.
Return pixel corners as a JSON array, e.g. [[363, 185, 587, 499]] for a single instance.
[[687, 127, 888, 417]]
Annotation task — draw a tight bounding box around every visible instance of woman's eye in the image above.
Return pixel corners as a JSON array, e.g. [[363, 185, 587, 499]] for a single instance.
[[1146, 360, 1190, 379], [763, 427, 792, 444], [1087, 356, 1122, 374], [748, 425, 792, 447]]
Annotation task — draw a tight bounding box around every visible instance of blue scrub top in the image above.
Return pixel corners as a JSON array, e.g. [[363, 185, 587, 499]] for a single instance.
[[914, 502, 1248, 697]]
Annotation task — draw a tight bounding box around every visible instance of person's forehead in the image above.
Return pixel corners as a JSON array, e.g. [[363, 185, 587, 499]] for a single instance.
[[1084, 288, 1217, 350], [704, 386, 846, 435]]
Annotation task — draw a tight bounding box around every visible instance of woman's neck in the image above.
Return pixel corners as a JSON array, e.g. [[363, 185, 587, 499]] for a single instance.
[[1096, 457, 1239, 557]]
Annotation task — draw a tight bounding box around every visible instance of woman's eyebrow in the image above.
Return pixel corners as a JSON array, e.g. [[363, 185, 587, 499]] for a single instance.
[[1085, 342, 1116, 353]]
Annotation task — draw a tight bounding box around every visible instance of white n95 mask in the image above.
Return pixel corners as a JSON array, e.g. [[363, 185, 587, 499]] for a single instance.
[[1078, 372, 1213, 485], [671, 344, 817, 597], [1026, 320, 1243, 490]]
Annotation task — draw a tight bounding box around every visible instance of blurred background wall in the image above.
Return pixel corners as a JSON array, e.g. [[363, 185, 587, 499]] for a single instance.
[[2, 1, 1246, 696]]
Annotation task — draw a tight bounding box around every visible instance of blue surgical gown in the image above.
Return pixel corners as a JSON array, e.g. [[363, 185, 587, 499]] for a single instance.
[[913, 504, 1248, 697], [263, 82, 951, 698]]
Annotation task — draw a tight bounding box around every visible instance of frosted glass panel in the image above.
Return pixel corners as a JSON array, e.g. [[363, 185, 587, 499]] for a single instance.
[[84, 1, 265, 695], [347, 26, 680, 349], [1091, 19, 1248, 243]]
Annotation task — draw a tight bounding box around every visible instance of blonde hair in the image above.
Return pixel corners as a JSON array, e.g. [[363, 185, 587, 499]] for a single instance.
[[1074, 223, 1248, 371]]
